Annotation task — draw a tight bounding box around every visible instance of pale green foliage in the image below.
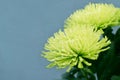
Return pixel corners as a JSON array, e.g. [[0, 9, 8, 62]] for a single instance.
[[42, 26, 111, 71], [65, 3, 120, 29], [111, 75, 120, 80]]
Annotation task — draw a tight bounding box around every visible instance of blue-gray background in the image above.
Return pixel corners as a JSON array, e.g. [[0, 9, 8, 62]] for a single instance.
[[0, 0, 120, 80]]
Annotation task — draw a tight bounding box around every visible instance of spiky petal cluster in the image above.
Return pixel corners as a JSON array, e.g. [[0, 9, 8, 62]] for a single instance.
[[65, 3, 120, 29], [42, 26, 111, 71]]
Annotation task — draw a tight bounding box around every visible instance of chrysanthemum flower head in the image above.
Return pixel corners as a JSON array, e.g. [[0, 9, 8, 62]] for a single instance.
[[64, 3, 120, 29], [42, 26, 111, 71]]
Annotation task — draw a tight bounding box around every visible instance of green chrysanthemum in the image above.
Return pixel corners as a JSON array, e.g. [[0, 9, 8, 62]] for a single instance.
[[65, 3, 120, 29], [42, 26, 111, 71]]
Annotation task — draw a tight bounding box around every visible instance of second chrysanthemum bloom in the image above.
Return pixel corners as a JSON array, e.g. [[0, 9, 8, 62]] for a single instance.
[[42, 26, 111, 71], [65, 3, 120, 29]]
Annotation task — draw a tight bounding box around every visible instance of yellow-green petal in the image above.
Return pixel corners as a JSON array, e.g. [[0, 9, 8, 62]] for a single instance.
[[42, 26, 111, 71], [65, 3, 120, 29]]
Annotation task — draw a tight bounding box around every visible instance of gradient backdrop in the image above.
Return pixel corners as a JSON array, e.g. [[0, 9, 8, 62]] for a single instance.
[[0, 0, 120, 80]]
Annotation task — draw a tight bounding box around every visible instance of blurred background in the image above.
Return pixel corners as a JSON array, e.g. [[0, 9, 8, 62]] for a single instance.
[[0, 0, 120, 80]]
